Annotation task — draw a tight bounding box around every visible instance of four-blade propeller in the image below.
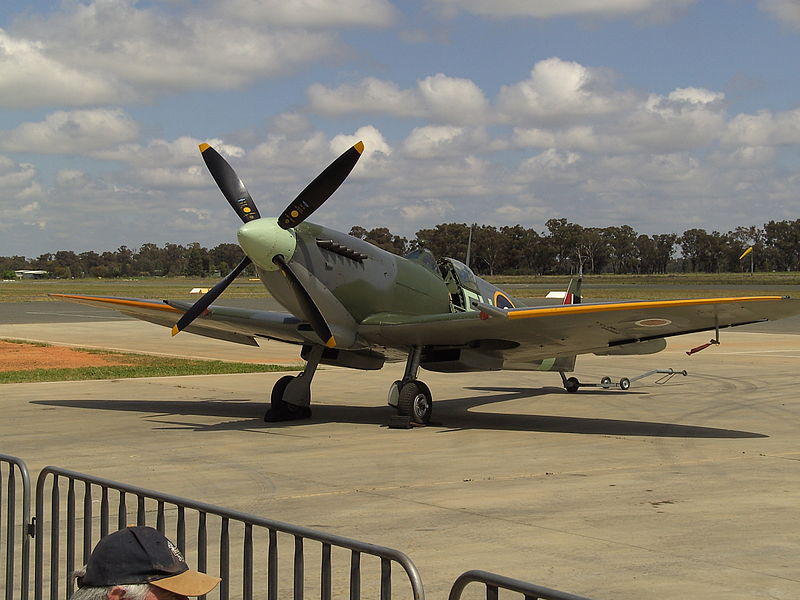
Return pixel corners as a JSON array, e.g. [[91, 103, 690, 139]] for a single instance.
[[171, 141, 364, 345]]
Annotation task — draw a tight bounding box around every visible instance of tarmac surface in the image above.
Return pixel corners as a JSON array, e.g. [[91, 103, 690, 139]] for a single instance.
[[2, 299, 800, 599]]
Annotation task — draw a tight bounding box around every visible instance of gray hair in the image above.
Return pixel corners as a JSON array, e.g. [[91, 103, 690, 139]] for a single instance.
[[69, 566, 152, 600]]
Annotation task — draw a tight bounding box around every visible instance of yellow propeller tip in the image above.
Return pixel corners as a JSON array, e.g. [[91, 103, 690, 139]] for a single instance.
[[325, 337, 337, 348], [199, 143, 210, 153], [354, 141, 364, 154], [171, 325, 180, 336]]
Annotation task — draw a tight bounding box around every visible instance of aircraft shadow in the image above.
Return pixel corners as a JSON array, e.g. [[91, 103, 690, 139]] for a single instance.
[[32, 387, 765, 439]]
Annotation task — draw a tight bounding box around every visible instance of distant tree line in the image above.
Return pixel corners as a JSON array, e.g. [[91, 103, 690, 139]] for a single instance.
[[3, 219, 800, 279]]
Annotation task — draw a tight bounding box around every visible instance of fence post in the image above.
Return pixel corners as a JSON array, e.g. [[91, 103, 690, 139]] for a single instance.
[[0, 453, 32, 600]]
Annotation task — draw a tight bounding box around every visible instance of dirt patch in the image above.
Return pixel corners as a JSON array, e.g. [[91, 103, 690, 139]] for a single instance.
[[0, 340, 134, 372]]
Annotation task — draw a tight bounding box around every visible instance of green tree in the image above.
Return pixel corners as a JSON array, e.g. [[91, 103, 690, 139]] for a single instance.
[[603, 225, 638, 274], [185, 243, 208, 276], [545, 218, 584, 274], [415, 223, 471, 261]]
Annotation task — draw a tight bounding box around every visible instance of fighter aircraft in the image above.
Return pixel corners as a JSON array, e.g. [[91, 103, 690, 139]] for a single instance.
[[54, 142, 800, 424]]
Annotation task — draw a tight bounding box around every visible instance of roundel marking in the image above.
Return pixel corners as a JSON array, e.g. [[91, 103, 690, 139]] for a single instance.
[[635, 318, 672, 327], [493, 291, 515, 309]]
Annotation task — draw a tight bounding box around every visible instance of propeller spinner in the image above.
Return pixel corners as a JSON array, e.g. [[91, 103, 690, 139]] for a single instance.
[[171, 141, 364, 347]]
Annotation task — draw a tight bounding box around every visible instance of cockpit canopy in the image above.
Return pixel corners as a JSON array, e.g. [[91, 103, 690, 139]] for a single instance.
[[442, 258, 478, 292], [403, 248, 438, 274]]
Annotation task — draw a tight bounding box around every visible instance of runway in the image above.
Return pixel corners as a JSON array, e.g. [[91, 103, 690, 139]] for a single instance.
[[2, 300, 800, 599]]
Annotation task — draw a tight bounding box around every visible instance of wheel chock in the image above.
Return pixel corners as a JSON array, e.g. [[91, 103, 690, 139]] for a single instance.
[[388, 415, 413, 429]]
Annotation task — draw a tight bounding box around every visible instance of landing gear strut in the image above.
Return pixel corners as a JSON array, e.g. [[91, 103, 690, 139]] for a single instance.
[[264, 345, 323, 422], [390, 346, 433, 425]]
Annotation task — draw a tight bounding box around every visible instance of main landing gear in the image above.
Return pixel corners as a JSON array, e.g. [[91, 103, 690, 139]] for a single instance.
[[388, 346, 433, 425], [264, 345, 323, 422]]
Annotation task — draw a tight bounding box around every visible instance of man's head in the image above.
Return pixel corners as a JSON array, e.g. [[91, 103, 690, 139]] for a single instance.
[[72, 526, 221, 599]]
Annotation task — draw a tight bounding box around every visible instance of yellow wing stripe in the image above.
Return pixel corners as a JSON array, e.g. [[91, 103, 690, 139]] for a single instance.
[[506, 296, 785, 320], [50, 294, 183, 314]]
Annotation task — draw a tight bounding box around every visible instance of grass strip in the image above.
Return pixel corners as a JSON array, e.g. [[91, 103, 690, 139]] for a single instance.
[[0, 339, 300, 384]]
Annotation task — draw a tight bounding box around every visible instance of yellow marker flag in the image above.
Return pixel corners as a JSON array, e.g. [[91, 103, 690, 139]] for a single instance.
[[739, 247, 753, 260]]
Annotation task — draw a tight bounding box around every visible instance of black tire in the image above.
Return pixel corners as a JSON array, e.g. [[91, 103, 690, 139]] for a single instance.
[[565, 376, 580, 393], [397, 381, 433, 424], [600, 376, 612, 386], [265, 375, 311, 421], [619, 377, 631, 391], [271, 375, 294, 405]]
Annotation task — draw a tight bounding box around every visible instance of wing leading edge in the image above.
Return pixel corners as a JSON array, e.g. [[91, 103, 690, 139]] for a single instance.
[[51, 294, 306, 347]]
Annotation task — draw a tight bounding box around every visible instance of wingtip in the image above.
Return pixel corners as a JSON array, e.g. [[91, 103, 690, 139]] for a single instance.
[[354, 141, 364, 155], [199, 143, 210, 153]]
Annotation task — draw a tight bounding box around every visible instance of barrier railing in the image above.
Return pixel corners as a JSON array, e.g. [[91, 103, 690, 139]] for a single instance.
[[448, 570, 592, 600], [0, 454, 596, 600], [0, 453, 32, 600], [34, 466, 424, 600]]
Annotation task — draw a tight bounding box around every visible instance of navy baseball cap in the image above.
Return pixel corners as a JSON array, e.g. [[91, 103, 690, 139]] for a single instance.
[[79, 526, 221, 596]]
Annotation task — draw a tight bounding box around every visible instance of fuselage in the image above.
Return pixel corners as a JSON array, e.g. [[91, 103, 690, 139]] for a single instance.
[[252, 222, 516, 339]]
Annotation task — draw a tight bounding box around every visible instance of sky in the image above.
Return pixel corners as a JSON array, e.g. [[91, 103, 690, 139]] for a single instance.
[[2, 0, 800, 258]]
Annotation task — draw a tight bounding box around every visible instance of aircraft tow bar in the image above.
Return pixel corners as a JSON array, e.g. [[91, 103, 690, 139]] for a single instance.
[[579, 368, 688, 391]]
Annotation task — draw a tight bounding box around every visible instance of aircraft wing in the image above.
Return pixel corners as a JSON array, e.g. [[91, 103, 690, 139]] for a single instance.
[[359, 296, 800, 362], [51, 294, 306, 347]]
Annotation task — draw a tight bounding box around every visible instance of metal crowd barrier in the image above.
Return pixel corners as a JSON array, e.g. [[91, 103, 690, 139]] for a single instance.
[[0, 453, 32, 600], [34, 466, 424, 600], [0, 454, 596, 600], [448, 570, 592, 600]]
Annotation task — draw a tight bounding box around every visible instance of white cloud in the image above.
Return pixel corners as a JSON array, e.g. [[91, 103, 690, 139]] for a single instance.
[[509, 82, 727, 154], [758, 0, 800, 29], [0, 156, 45, 233], [710, 145, 776, 168], [417, 74, 489, 123], [6, 0, 346, 106], [0, 156, 39, 190], [55, 169, 91, 188], [401, 125, 490, 158], [516, 149, 582, 183], [0, 29, 121, 109], [431, 0, 696, 20], [400, 198, 454, 222], [97, 137, 244, 169], [216, 0, 397, 28], [619, 88, 727, 152], [512, 125, 622, 153], [496, 57, 637, 123], [0, 109, 139, 154], [331, 126, 392, 158], [721, 108, 800, 147], [308, 73, 489, 124], [308, 77, 424, 118]]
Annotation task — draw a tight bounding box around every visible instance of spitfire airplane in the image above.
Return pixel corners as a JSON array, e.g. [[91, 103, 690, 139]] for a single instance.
[[55, 142, 800, 424]]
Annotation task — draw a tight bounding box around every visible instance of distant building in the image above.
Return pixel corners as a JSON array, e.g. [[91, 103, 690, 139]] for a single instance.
[[14, 270, 49, 279]]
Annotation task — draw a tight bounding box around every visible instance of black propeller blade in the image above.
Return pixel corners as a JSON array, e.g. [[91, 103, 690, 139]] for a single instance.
[[199, 143, 261, 222], [278, 141, 364, 230], [175, 141, 364, 341], [172, 256, 252, 336], [272, 254, 336, 347]]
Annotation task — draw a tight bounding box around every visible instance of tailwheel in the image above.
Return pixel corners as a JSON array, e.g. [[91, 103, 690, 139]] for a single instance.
[[264, 375, 312, 422], [397, 381, 432, 425]]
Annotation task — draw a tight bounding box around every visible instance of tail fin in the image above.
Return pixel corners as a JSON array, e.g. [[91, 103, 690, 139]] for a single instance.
[[563, 275, 582, 305]]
